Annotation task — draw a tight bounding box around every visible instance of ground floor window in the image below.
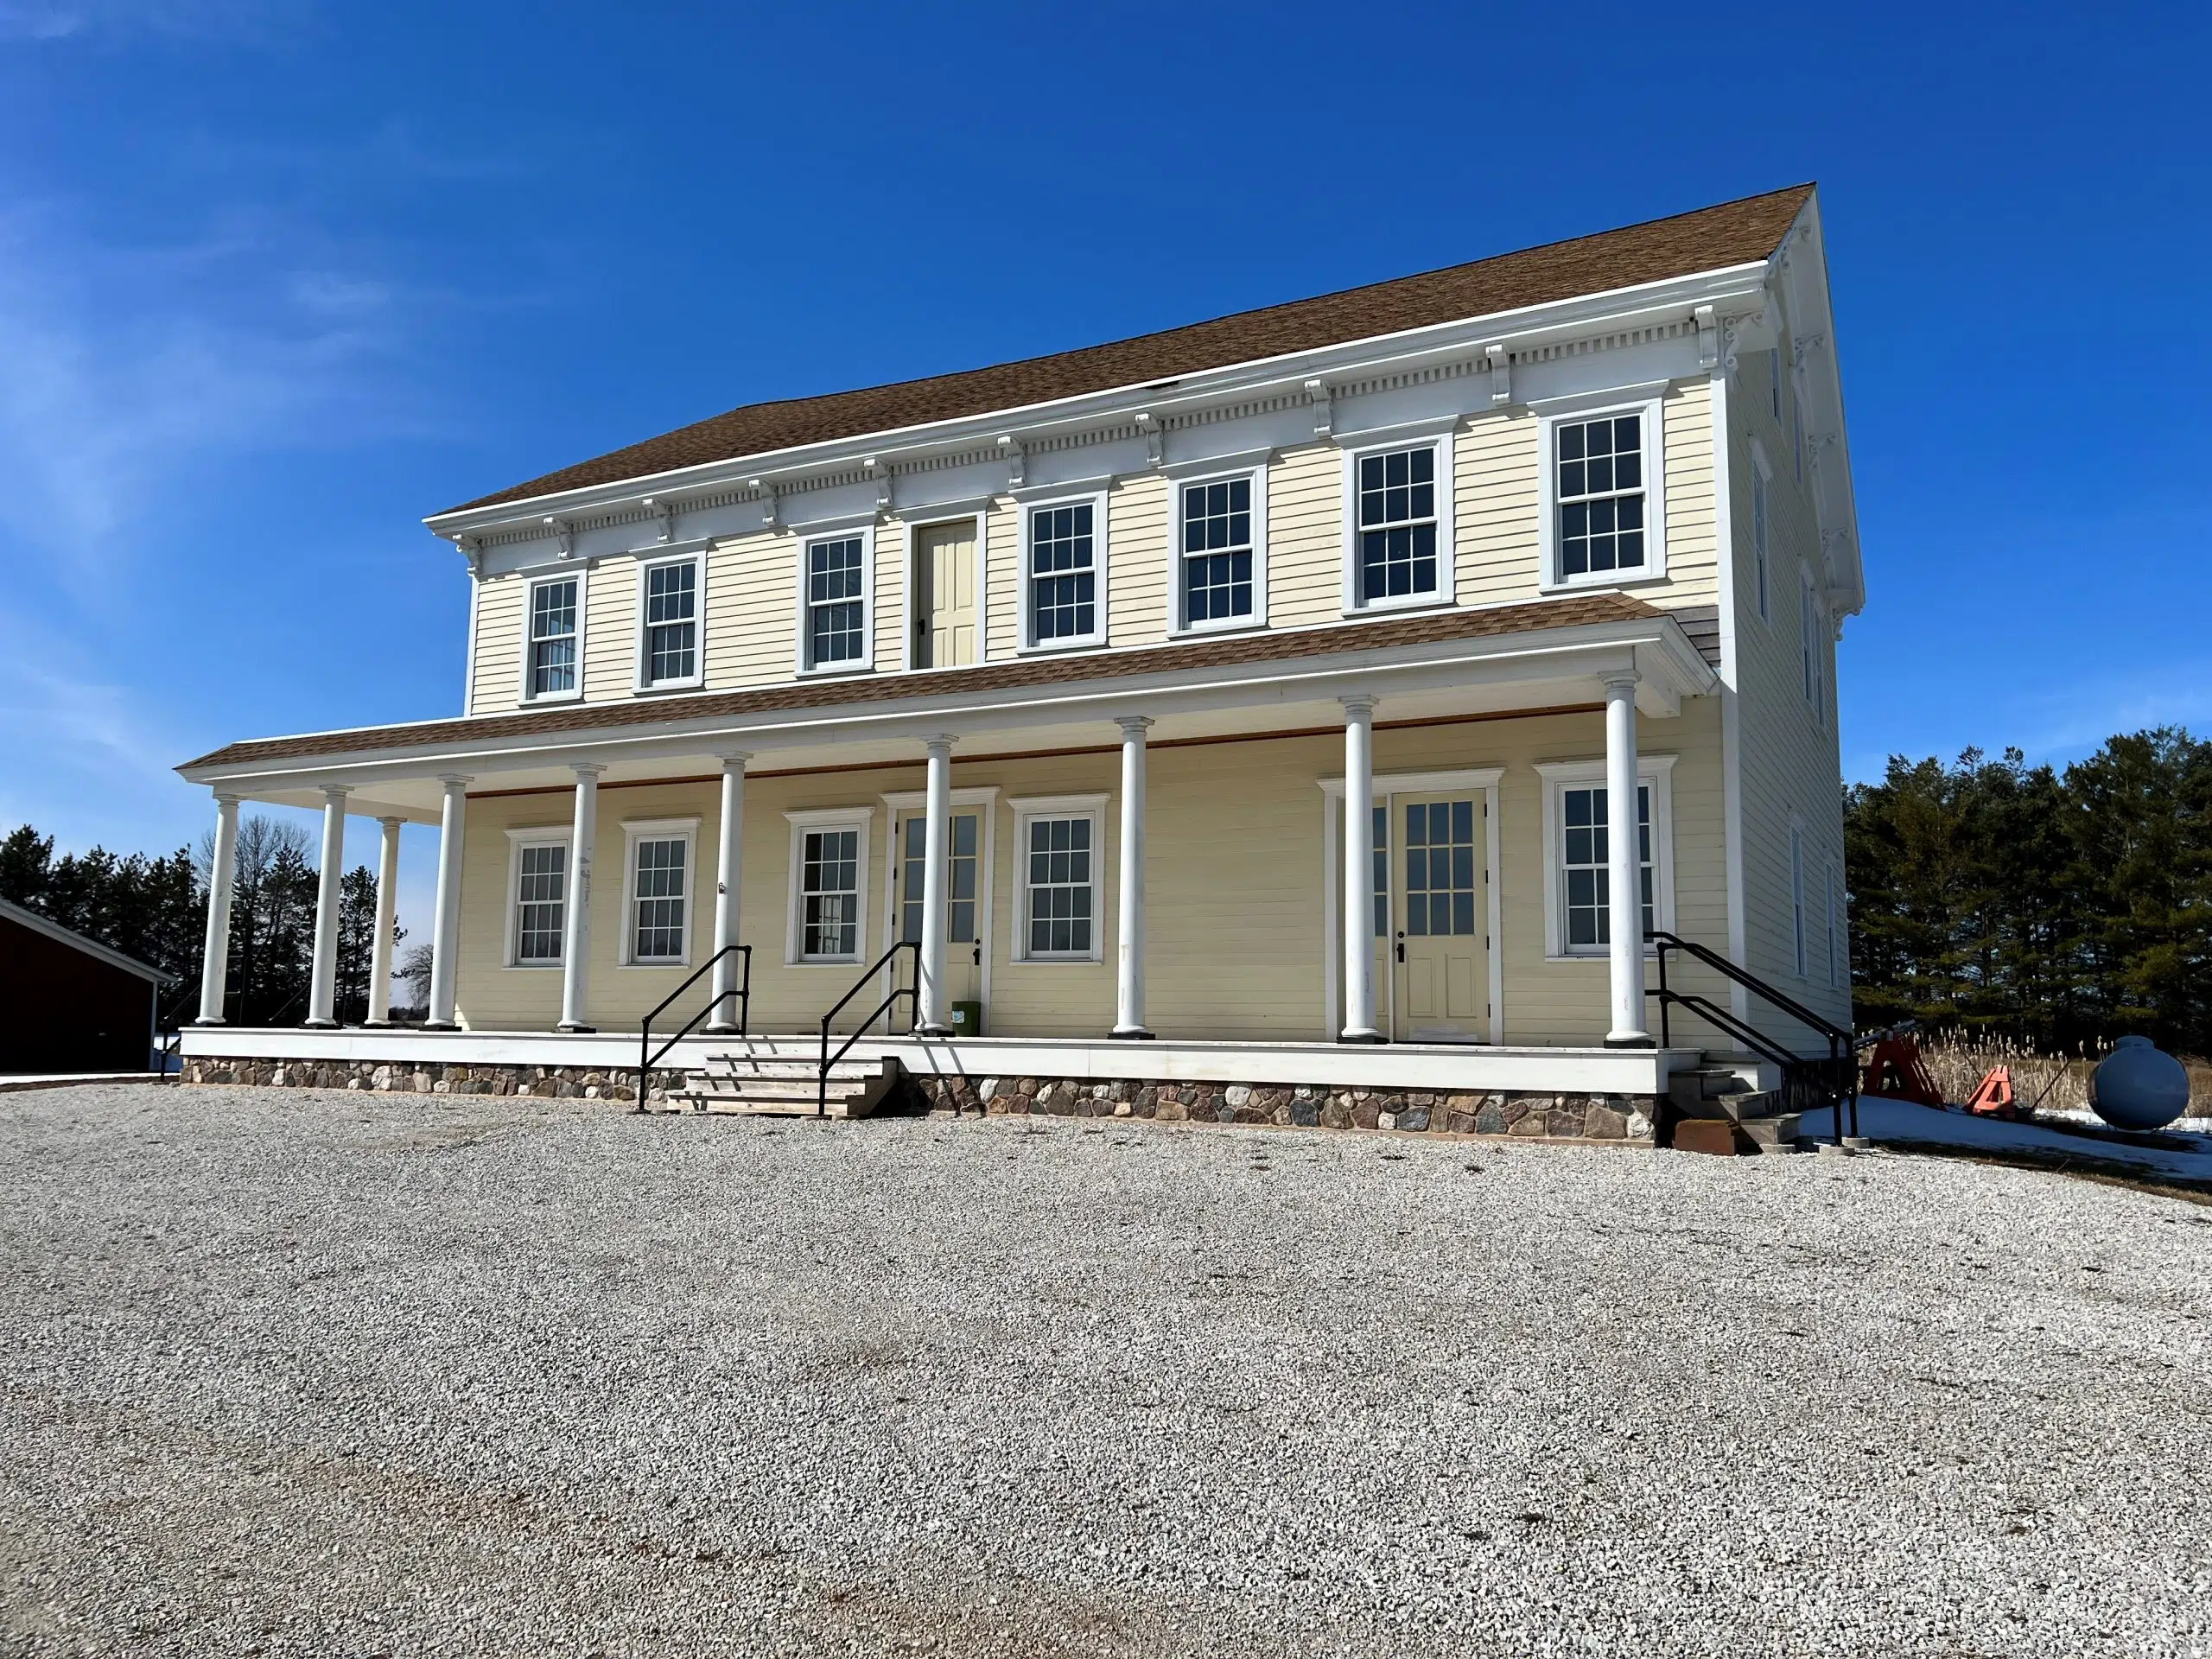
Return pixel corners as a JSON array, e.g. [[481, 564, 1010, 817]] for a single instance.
[[623, 819, 697, 965], [511, 839, 567, 964], [1535, 758, 1676, 960], [1011, 796, 1105, 962], [785, 810, 871, 964]]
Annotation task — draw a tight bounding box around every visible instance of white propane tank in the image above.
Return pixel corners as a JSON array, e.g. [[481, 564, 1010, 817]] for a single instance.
[[2089, 1036, 2190, 1132]]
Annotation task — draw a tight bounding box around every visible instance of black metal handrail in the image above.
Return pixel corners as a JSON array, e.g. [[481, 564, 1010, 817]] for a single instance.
[[636, 944, 753, 1108], [155, 986, 198, 1084], [1646, 929, 1859, 1143], [817, 939, 918, 1116]]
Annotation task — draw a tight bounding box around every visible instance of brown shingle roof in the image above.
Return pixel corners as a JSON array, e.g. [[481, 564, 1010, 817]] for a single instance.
[[444, 185, 1812, 515], [183, 593, 1664, 772]]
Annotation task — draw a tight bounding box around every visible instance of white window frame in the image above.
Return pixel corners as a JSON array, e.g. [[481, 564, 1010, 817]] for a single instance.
[[1826, 858, 1845, 990], [633, 552, 706, 692], [1537, 394, 1667, 592], [1017, 490, 1109, 653], [1750, 439, 1773, 623], [1770, 346, 1783, 421], [793, 524, 876, 677], [1801, 572, 1826, 725], [503, 826, 572, 969], [618, 816, 701, 968], [1338, 429, 1456, 615], [518, 570, 588, 705], [1166, 464, 1268, 637], [782, 807, 873, 966], [1534, 755, 1677, 962], [1790, 819, 1809, 979], [1008, 792, 1108, 964]]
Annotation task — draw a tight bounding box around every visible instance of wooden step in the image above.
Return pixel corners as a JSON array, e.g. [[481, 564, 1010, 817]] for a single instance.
[[647, 1056, 906, 1120]]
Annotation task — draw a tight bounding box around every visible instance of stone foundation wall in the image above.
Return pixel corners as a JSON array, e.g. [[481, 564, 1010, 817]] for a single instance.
[[182, 1057, 682, 1103], [183, 1056, 1658, 1145], [912, 1075, 1656, 1144]]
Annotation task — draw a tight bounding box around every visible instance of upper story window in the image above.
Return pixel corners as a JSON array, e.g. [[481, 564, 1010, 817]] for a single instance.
[[1023, 497, 1105, 650], [1751, 442, 1772, 622], [1176, 474, 1262, 632], [1801, 577, 1826, 724], [1541, 400, 1664, 591], [639, 558, 699, 688], [1354, 445, 1440, 607], [525, 576, 580, 701], [801, 532, 872, 674]]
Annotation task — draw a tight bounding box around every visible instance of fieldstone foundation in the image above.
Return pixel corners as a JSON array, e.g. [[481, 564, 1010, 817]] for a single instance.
[[910, 1075, 1656, 1145], [181, 1057, 683, 1104]]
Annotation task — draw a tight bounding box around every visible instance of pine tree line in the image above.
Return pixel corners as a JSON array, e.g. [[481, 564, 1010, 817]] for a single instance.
[[0, 817, 401, 1027], [1844, 728, 2212, 1056]]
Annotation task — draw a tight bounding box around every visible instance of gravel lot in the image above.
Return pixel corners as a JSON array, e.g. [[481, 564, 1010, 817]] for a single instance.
[[3, 1084, 2208, 1658]]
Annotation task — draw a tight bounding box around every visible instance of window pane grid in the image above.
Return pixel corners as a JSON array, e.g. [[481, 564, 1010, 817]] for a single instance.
[[631, 836, 687, 962], [528, 579, 578, 696], [899, 814, 979, 945], [645, 563, 697, 683], [515, 843, 566, 963], [801, 828, 861, 958], [1181, 479, 1254, 624], [1403, 799, 1478, 937], [1025, 817, 1093, 956], [807, 538, 867, 666], [1357, 448, 1438, 602], [1556, 415, 1647, 579], [1028, 505, 1096, 642], [1560, 784, 1654, 950]]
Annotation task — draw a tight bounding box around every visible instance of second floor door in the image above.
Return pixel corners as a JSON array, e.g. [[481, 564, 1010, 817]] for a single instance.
[[913, 519, 978, 669]]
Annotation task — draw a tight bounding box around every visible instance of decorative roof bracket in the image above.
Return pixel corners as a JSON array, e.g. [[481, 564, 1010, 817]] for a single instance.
[[863, 456, 893, 513], [1304, 378, 1333, 439], [543, 517, 575, 558], [1694, 304, 1719, 370], [747, 478, 779, 530], [1484, 343, 1510, 405], [996, 434, 1025, 489], [1134, 411, 1163, 467]]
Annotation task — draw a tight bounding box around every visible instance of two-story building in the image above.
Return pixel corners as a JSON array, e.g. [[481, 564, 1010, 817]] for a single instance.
[[176, 182, 1861, 1140]]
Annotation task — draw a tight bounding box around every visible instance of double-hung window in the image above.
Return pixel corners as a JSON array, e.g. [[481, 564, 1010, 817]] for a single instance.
[[1012, 796, 1105, 961], [509, 836, 569, 965], [1349, 442, 1449, 609], [1177, 474, 1261, 630], [1536, 759, 1675, 959], [525, 576, 580, 700], [639, 558, 699, 688], [1023, 498, 1103, 648], [800, 531, 872, 673], [1751, 447, 1772, 622], [1801, 578, 1825, 723], [622, 819, 696, 965], [785, 810, 869, 964], [1546, 404, 1662, 587]]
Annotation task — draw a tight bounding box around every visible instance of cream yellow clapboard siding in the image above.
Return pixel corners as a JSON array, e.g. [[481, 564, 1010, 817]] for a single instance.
[[468, 573, 526, 714], [982, 499, 1022, 661], [1106, 473, 1169, 645], [1726, 356, 1853, 1039], [1264, 441, 1344, 628], [1455, 407, 1542, 607], [1654, 377, 1719, 607], [702, 528, 798, 690], [446, 701, 1735, 1048], [581, 558, 635, 701]]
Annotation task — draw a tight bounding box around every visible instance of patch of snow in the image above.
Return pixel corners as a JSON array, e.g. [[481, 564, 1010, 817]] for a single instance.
[[1801, 1095, 2212, 1184]]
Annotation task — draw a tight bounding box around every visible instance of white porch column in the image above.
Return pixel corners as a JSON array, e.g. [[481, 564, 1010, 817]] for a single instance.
[[425, 774, 470, 1029], [365, 816, 402, 1026], [304, 784, 351, 1027], [1604, 673, 1653, 1047], [196, 792, 240, 1025], [915, 735, 955, 1034], [1111, 715, 1154, 1039], [1339, 695, 1383, 1043], [558, 763, 602, 1033], [705, 752, 750, 1034]]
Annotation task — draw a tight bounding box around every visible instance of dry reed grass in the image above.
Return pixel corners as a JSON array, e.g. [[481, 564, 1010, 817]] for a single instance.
[[1912, 1033, 2212, 1118]]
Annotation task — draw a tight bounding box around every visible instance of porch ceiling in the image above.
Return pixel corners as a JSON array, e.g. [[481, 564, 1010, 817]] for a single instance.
[[179, 594, 1717, 820]]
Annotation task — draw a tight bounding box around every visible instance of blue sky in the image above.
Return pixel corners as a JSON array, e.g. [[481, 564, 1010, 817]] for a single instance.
[[1, 0, 2206, 953]]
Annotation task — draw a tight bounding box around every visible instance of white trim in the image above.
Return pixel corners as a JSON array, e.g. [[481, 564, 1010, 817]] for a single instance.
[[1017, 489, 1109, 653], [518, 569, 588, 706], [1534, 755, 1678, 961], [1537, 395, 1669, 593], [632, 549, 707, 693], [617, 817, 702, 968], [1317, 767, 1505, 1042], [1158, 443, 1274, 480], [794, 524, 877, 678], [898, 511, 988, 674], [1165, 462, 1270, 639], [1338, 429, 1457, 615], [462, 567, 481, 712], [1712, 367, 1751, 1030], [782, 807, 874, 966], [1008, 794, 1109, 964], [503, 826, 572, 969]]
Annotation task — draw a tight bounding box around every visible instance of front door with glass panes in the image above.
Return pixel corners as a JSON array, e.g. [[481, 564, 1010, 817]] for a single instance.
[[895, 809, 984, 1007], [1391, 795, 1488, 1040]]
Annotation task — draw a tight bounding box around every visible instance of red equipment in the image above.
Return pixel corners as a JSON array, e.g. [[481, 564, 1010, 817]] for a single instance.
[[1859, 1034, 1943, 1108], [1964, 1065, 2025, 1119]]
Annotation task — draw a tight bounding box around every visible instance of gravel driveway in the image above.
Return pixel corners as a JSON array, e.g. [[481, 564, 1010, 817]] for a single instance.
[[3, 1083, 2207, 1657]]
